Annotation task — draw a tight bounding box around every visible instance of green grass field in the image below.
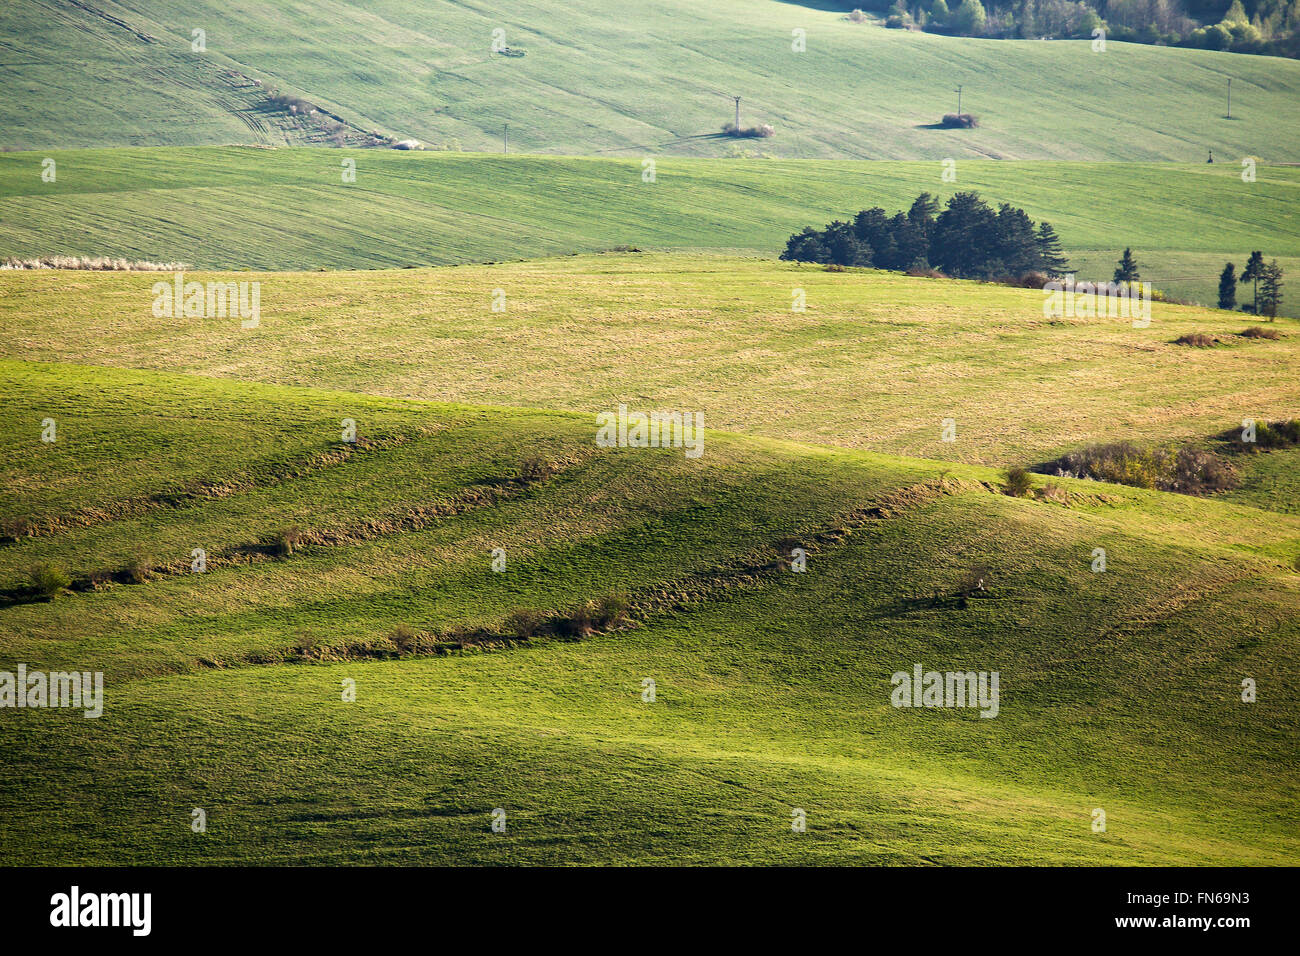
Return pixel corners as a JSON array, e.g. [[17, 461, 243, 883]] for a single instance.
[[5, 0, 1300, 160], [2, 0, 1298, 870], [3, 254, 1297, 466], [1, 358, 1296, 864], [3, 149, 1298, 312]]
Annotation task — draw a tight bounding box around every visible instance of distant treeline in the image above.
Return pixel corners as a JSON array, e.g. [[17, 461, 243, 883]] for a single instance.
[[780, 191, 1070, 281], [873, 0, 1300, 59]]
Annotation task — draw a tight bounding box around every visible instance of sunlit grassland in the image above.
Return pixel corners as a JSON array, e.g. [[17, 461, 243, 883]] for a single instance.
[[0, 362, 1296, 865], [2, 255, 1296, 468]]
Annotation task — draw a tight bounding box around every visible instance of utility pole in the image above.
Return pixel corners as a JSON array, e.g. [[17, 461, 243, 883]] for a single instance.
[[733, 95, 741, 129], [955, 85, 963, 117], [1227, 78, 1232, 119], [503, 123, 508, 154]]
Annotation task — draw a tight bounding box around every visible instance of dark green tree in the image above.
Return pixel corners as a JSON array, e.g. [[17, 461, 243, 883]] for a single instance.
[[993, 203, 1042, 276], [780, 227, 829, 264], [1113, 247, 1140, 283], [1218, 262, 1237, 310], [886, 212, 929, 270], [1035, 222, 1070, 278], [1241, 251, 1266, 314], [930, 191, 1000, 278], [908, 192, 940, 239], [853, 207, 896, 265], [1259, 259, 1284, 320], [823, 220, 873, 267]]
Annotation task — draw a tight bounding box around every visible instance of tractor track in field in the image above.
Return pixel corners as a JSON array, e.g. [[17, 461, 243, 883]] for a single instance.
[[60, 0, 156, 44]]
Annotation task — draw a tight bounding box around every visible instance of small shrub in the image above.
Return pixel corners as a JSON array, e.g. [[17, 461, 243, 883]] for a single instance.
[[123, 550, 152, 584], [1167, 446, 1237, 494], [592, 594, 630, 629], [1008, 271, 1049, 289], [519, 456, 558, 482], [1036, 482, 1068, 503], [1256, 420, 1300, 449], [555, 604, 594, 640], [85, 569, 113, 591], [941, 113, 979, 129], [956, 564, 992, 598], [390, 624, 419, 652], [272, 526, 303, 556], [1174, 332, 1219, 347], [823, 262, 845, 272], [721, 122, 774, 138], [1219, 419, 1300, 452], [1240, 326, 1281, 340], [293, 633, 323, 659], [774, 536, 805, 562], [30, 563, 70, 600], [504, 609, 543, 640], [0, 517, 34, 543], [1002, 465, 1034, 498], [265, 92, 316, 114], [846, 8, 869, 22], [906, 266, 946, 279]]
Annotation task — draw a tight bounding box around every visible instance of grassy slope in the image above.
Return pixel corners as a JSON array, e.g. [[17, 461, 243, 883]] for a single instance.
[[1, 360, 1296, 865], [2, 149, 1298, 311], [4, 1, 1299, 160], [2, 255, 1296, 467]]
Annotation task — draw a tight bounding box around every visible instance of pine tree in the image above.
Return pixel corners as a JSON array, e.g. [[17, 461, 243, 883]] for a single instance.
[[1035, 221, 1070, 278], [780, 227, 828, 264], [1218, 262, 1237, 310], [1259, 260, 1284, 320], [994, 204, 1041, 276], [908, 192, 940, 238], [1240, 251, 1265, 313], [1113, 247, 1140, 284]]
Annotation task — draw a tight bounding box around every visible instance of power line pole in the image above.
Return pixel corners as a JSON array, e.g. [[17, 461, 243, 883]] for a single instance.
[[503, 123, 508, 154], [1227, 78, 1232, 119], [955, 85, 963, 117], [733, 95, 741, 129]]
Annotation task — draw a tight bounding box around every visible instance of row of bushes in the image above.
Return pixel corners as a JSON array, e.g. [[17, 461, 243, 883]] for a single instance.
[[1001, 419, 1300, 502], [384, 595, 633, 654], [1037, 442, 1239, 494], [504, 594, 630, 640]]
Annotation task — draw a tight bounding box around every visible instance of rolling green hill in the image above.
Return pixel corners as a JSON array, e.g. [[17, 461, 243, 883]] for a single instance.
[[3, 254, 1297, 467], [3, 0, 1297, 875], [3, 0, 1299, 160], [3, 149, 1298, 311], [1, 359, 1296, 864]]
